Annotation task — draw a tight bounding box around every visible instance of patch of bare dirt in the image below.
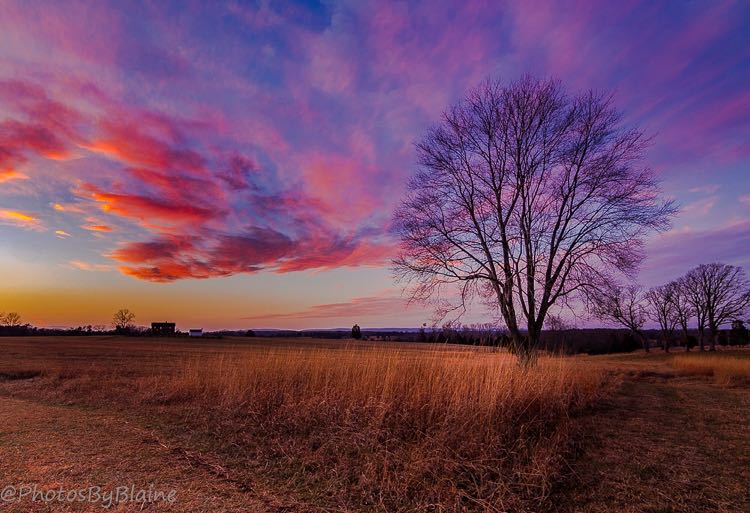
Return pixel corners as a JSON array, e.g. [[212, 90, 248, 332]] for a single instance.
[[0, 397, 282, 512]]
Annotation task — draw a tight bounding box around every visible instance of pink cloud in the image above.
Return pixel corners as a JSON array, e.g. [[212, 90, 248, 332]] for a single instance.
[[68, 260, 113, 272], [79, 184, 221, 226], [243, 294, 409, 321]]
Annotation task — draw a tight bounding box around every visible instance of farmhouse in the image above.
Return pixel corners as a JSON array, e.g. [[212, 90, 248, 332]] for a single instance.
[[151, 322, 176, 336]]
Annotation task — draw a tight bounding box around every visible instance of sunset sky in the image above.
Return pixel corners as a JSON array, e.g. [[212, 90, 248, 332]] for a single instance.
[[1, 1, 749, 329]]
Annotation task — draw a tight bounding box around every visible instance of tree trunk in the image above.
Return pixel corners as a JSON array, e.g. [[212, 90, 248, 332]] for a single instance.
[[698, 329, 705, 351], [512, 331, 537, 368], [635, 330, 649, 353], [709, 328, 717, 351]]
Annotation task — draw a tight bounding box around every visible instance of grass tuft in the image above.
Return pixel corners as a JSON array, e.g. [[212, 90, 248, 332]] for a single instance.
[[670, 352, 750, 385]]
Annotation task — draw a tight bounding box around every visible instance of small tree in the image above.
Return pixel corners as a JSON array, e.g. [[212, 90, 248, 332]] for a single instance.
[[351, 324, 362, 340], [418, 323, 427, 343], [3, 312, 21, 327], [591, 284, 650, 352], [672, 278, 696, 350], [683, 269, 709, 351], [645, 284, 678, 352], [683, 264, 750, 351], [113, 308, 136, 333]]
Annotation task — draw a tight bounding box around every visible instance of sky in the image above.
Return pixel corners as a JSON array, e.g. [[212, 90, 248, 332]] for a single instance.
[[0, 0, 749, 330]]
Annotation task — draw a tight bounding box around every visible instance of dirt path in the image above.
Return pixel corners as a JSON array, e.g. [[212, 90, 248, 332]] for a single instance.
[[558, 373, 750, 513], [0, 397, 277, 512]]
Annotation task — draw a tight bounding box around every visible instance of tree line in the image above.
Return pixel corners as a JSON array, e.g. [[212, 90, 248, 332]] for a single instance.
[[593, 263, 750, 352]]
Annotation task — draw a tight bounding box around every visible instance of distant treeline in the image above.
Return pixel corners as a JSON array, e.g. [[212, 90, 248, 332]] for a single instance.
[[215, 325, 748, 354], [2, 324, 748, 355]]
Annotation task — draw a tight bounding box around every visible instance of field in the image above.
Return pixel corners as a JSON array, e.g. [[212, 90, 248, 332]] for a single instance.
[[0, 337, 748, 512]]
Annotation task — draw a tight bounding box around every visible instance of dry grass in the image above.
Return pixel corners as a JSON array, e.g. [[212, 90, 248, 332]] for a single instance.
[[158, 347, 602, 511], [670, 352, 750, 385], [0, 337, 602, 512]]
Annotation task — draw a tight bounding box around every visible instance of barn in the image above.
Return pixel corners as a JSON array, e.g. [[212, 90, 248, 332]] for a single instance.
[[151, 322, 176, 336]]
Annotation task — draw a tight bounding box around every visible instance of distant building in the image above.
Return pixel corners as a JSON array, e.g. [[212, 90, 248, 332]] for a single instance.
[[188, 328, 203, 337], [151, 322, 176, 336]]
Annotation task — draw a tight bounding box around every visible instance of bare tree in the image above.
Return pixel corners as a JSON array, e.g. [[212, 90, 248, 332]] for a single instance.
[[393, 76, 674, 364], [591, 284, 650, 352], [683, 263, 750, 351], [113, 308, 136, 332], [671, 277, 695, 350], [545, 313, 571, 332], [3, 312, 22, 327], [645, 283, 678, 352], [683, 269, 709, 351]]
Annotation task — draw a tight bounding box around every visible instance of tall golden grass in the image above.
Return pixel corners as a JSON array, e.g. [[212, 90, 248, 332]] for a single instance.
[[145, 345, 602, 511], [3, 339, 603, 511], [670, 352, 750, 385]]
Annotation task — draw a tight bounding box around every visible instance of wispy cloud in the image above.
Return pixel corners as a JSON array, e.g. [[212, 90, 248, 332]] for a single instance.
[[0, 209, 43, 230], [244, 295, 409, 322], [644, 219, 750, 282], [68, 260, 113, 272], [81, 223, 112, 233], [690, 184, 721, 195]]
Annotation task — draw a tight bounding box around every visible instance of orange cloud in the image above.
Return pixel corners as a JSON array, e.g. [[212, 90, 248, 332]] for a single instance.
[[51, 202, 85, 214], [0, 209, 43, 230], [82, 224, 113, 232], [0, 119, 70, 174], [80, 120, 206, 175], [1, 80, 396, 283], [0, 169, 28, 183], [79, 184, 220, 225], [108, 229, 295, 282]]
